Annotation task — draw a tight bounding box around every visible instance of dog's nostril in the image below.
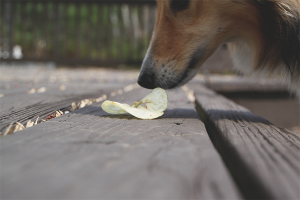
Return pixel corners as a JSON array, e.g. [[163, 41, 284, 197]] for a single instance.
[[137, 72, 155, 89]]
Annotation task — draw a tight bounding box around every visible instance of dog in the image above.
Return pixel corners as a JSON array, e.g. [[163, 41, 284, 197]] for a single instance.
[[137, 0, 300, 96]]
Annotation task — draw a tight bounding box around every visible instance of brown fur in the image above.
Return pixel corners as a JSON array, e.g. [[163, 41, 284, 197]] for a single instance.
[[138, 0, 300, 95]]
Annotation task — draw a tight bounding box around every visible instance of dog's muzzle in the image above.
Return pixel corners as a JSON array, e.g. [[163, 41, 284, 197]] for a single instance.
[[138, 45, 204, 89], [137, 71, 155, 89]]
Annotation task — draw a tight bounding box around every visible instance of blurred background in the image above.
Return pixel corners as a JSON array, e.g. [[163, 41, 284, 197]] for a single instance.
[[0, 0, 299, 132], [0, 0, 233, 72], [0, 0, 157, 66]]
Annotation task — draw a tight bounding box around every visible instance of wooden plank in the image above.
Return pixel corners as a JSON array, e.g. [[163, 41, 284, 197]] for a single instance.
[[0, 79, 137, 132], [193, 75, 288, 93], [0, 88, 242, 200], [0, 84, 122, 132], [0, 66, 139, 133], [188, 83, 300, 199]]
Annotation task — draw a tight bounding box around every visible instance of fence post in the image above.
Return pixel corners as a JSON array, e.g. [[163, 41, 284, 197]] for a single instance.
[[55, 2, 61, 58], [5, 1, 12, 58]]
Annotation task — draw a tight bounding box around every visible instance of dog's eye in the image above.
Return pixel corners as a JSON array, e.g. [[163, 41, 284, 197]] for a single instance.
[[170, 0, 190, 12]]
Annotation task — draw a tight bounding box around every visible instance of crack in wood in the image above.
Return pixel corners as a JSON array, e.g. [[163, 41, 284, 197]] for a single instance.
[[190, 83, 300, 199]]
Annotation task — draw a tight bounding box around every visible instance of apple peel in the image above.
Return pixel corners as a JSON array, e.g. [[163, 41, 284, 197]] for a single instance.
[[101, 88, 168, 119]]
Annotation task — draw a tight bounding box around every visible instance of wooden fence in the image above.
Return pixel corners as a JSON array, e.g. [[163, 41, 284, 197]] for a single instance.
[[0, 0, 157, 66]]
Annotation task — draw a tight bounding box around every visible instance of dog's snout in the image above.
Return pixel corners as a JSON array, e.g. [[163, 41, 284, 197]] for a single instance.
[[137, 72, 155, 89]]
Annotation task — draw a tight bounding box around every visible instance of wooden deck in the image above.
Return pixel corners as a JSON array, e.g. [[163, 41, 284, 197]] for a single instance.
[[188, 83, 300, 199], [0, 66, 299, 199]]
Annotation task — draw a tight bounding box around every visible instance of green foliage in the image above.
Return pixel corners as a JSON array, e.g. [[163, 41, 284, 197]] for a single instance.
[[1, 1, 153, 64]]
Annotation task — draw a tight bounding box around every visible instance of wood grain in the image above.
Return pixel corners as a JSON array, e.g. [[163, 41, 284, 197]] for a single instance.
[[0, 66, 139, 133], [0, 88, 241, 200], [188, 83, 300, 200], [0, 83, 131, 133]]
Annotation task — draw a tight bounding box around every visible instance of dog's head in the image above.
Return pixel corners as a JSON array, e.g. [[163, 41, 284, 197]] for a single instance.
[[137, 0, 263, 89]]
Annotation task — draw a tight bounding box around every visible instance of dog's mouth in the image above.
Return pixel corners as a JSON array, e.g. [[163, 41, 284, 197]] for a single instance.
[[138, 46, 205, 89]]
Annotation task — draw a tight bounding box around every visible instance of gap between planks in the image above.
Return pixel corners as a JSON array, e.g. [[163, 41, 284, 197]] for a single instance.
[[0, 87, 242, 200], [187, 83, 300, 200]]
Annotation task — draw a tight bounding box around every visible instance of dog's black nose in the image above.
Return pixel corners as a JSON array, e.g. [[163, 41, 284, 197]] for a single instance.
[[137, 72, 155, 89]]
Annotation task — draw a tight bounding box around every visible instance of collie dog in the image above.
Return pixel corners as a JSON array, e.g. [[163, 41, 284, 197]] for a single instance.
[[137, 0, 300, 96]]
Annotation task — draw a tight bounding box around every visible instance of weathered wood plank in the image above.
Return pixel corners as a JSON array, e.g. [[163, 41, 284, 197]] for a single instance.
[[188, 83, 300, 200], [0, 66, 139, 133], [0, 88, 241, 200], [0, 82, 135, 132], [193, 75, 289, 93]]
